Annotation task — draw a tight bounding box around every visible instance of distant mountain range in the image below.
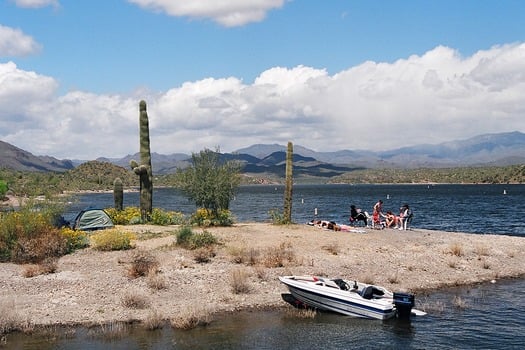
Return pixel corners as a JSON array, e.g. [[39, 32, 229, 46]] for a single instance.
[[1, 131, 525, 176]]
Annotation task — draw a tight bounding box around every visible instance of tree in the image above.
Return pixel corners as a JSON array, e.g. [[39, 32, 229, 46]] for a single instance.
[[176, 148, 241, 217]]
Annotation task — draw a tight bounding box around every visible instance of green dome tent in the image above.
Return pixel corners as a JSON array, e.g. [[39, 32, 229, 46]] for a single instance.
[[73, 208, 114, 231]]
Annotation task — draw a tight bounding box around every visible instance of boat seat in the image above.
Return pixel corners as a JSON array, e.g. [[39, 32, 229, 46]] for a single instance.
[[361, 286, 374, 299]]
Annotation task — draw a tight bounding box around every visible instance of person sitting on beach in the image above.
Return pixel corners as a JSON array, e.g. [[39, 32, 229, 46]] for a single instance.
[[384, 211, 397, 228], [397, 204, 412, 230], [349, 205, 367, 226]]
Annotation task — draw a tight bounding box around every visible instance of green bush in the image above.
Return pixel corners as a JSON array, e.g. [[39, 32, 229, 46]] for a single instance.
[[90, 228, 136, 251], [60, 227, 90, 252], [106, 207, 186, 226], [0, 203, 69, 263], [190, 231, 218, 249], [175, 226, 218, 250], [175, 226, 193, 247], [190, 208, 234, 227]]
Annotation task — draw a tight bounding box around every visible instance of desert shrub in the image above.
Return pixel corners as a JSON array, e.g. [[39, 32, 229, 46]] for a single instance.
[[230, 268, 250, 294], [193, 246, 216, 263], [269, 209, 288, 225], [170, 307, 212, 330], [150, 208, 186, 225], [176, 227, 218, 251], [144, 309, 164, 330], [120, 291, 149, 309], [262, 242, 296, 268], [22, 258, 58, 277], [190, 208, 233, 227], [105, 207, 141, 225], [90, 228, 136, 251], [60, 227, 89, 252], [175, 226, 194, 246], [107, 207, 186, 226], [13, 229, 68, 264], [189, 231, 218, 249], [128, 250, 159, 278], [448, 242, 464, 257]]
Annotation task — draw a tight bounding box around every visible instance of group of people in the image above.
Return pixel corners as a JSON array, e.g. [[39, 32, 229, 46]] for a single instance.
[[350, 200, 413, 230]]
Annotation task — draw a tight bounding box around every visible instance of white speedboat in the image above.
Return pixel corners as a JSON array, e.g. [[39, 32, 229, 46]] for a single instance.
[[279, 275, 425, 320]]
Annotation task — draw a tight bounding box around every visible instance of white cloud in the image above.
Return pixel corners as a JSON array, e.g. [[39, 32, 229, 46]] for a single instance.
[[11, 0, 59, 8], [0, 25, 42, 56], [127, 0, 285, 27], [1, 43, 525, 159]]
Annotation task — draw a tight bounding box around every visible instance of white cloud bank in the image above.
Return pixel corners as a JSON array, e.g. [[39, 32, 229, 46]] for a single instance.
[[0, 24, 41, 56], [127, 0, 285, 27], [1, 43, 525, 159]]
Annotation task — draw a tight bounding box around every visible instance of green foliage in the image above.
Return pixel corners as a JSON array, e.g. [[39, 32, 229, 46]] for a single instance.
[[175, 148, 241, 220], [175, 226, 218, 250], [269, 209, 288, 225], [60, 227, 89, 252], [190, 207, 233, 227], [0, 180, 7, 198], [90, 228, 136, 251], [0, 203, 69, 263], [175, 226, 194, 246], [105, 206, 186, 225], [105, 207, 142, 225]]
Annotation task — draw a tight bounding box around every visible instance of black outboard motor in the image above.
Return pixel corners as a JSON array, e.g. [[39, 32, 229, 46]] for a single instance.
[[393, 292, 415, 318]]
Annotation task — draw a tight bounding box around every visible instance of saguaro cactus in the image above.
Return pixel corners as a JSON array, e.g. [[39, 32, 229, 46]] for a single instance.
[[283, 141, 293, 224], [130, 100, 153, 222], [113, 177, 123, 211]]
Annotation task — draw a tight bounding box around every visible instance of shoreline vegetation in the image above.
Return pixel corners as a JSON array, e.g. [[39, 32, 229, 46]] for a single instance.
[[1, 221, 525, 336]]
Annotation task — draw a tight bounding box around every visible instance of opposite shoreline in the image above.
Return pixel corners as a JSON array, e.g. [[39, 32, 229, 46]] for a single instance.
[[1, 222, 525, 330]]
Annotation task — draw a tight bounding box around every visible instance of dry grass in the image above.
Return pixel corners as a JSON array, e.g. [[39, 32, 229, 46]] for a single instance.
[[231, 268, 251, 294], [127, 250, 159, 278], [262, 242, 296, 268], [448, 242, 464, 257], [193, 246, 216, 263], [388, 271, 399, 284], [452, 295, 467, 309], [285, 307, 317, 319], [474, 244, 490, 256], [21, 258, 58, 277], [144, 309, 164, 330], [170, 307, 212, 330], [147, 271, 168, 290], [120, 291, 149, 309], [321, 243, 340, 255], [87, 321, 127, 340]]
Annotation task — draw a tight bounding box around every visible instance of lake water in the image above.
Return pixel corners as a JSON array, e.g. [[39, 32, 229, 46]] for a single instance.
[[5, 184, 524, 348], [65, 183, 525, 236]]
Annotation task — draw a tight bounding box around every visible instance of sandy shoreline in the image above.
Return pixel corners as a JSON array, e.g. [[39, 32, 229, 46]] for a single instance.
[[1, 222, 525, 328]]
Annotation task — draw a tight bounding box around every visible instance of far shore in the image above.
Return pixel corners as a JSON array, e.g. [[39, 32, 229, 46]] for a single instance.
[[1, 222, 524, 330]]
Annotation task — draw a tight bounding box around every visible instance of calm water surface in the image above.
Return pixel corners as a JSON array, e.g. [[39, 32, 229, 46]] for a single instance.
[[65, 183, 525, 236], [4, 279, 525, 349], [9, 184, 522, 349]]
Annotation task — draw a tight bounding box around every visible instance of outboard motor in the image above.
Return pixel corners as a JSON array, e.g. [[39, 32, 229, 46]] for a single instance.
[[393, 292, 415, 319]]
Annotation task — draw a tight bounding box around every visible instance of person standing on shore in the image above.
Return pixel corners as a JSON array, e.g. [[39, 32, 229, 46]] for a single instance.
[[372, 200, 383, 228]]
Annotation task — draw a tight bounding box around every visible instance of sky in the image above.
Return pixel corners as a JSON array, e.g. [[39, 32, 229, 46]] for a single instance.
[[1, 0, 525, 160]]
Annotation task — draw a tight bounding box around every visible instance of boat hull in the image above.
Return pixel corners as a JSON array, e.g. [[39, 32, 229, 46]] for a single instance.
[[279, 276, 397, 320]]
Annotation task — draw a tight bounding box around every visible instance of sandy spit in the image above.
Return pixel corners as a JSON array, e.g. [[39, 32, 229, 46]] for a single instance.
[[1, 223, 524, 327]]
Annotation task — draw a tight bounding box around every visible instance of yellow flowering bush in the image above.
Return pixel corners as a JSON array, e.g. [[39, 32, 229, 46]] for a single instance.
[[90, 228, 136, 251], [60, 227, 89, 252]]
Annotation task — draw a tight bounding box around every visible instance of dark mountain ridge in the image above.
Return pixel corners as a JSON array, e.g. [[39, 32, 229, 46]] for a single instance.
[[1, 131, 524, 175]]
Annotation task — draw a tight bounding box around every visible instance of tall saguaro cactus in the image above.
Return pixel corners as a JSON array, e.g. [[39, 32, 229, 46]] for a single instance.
[[113, 177, 123, 211], [283, 141, 293, 224], [130, 100, 153, 222]]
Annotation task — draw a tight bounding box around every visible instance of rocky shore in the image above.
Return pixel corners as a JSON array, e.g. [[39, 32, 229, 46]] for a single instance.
[[1, 223, 524, 328]]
